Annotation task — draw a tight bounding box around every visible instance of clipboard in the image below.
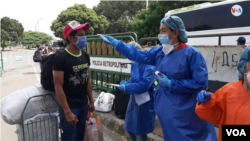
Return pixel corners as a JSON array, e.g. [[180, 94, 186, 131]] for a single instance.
[[105, 83, 120, 87]]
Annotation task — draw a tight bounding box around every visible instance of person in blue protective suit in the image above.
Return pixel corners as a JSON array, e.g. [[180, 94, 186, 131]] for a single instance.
[[117, 41, 156, 141], [99, 15, 217, 141]]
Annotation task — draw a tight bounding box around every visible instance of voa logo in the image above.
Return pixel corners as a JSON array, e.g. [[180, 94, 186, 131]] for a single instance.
[[231, 5, 243, 16], [226, 129, 246, 136]]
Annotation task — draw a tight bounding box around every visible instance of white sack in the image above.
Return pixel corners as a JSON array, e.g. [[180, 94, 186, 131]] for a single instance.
[[1, 83, 59, 124], [17, 112, 59, 141], [94, 92, 115, 112]]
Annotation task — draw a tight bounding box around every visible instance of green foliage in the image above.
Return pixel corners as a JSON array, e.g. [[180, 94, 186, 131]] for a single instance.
[[1, 17, 24, 49], [0, 17, 24, 43], [22, 31, 53, 46], [131, 1, 219, 43], [51, 4, 109, 39], [93, 1, 146, 33], [1, 29, 10, 45]]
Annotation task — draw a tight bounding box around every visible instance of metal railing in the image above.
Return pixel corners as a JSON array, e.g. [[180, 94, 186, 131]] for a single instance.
[[86, 34, 136, 91], [1, 51, 37, 72], [0, 51, 4, 76], [86, 35, 135, 58], [91, 68, 131, 91]]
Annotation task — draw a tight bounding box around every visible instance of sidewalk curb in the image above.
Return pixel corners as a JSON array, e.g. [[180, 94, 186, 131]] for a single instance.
[[94, 111, 164, 141]]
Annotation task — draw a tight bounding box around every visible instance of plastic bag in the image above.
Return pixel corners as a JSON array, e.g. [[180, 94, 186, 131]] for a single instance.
[[94, 92, 115, 112], [84, 112, 103, 141]]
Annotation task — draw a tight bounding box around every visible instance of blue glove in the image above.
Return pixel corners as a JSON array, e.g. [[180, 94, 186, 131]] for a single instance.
[[196, 90, 211, 103], [117, 85, 125, 92], [156, 74, 171, 88], [99, 35, 119, 46], [120, 80, 128, 85]]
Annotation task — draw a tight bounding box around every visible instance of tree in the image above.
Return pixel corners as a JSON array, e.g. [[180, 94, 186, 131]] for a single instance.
[[131, 1, 219, 44], [93, 1, 146, 33], [1, 17, 24, 51], [0, 29, 10, 51], [51, 4, 109, 39], [22, 31, 53, 47]]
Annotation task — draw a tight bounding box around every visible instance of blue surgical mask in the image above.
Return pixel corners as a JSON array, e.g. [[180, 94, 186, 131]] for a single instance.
[[158, 33, 173, 44], [73, 36, 87, 49]]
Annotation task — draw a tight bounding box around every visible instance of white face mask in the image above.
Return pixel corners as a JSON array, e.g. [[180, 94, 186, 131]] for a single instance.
[[162, 43, 179, 55], [244, 71, 250, 84]]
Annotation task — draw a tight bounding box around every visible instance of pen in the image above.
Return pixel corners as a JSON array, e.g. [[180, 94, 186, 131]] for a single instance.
[[198, 87, 209, 105]]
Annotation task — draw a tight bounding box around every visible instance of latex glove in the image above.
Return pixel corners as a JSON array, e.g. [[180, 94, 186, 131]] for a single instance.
[[156, 74, 171, 88], [99, 35, 119, 46], [196, 90, 211, 103], [117, 85, 125, 92], [120, 80, 128, 85]]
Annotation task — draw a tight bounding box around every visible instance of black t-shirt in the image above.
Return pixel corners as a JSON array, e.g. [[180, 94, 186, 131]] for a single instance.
[[53, 49, 90, 109]]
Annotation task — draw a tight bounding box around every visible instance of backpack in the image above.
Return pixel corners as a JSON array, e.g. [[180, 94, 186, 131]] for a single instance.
[[41, 49, 66, 91], [114, 81, 130, 119], [33, 49, 42, 62]]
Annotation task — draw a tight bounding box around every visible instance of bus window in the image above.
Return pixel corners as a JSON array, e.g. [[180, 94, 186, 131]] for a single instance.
[[175, 11, 194, 32], [192, 5, 229, 31], [227, 1, 250, 29]]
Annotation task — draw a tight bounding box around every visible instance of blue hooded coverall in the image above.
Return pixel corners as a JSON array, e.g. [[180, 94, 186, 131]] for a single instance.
[[124, 62, 156, 135], [115, 42, 217, 141]]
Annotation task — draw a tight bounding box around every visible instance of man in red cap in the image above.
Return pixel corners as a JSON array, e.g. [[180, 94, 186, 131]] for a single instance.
[[53, 20, 95, 141]]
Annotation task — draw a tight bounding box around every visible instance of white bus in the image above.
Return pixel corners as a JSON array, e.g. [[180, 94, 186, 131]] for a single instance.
[[165, 0, 250, 46]]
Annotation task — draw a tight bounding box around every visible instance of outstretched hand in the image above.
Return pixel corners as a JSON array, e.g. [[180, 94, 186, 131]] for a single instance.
[[99, 35, 119, 46]]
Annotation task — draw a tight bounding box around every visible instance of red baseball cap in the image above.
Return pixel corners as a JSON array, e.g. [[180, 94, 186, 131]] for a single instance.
[[63, 20, 90, 39]]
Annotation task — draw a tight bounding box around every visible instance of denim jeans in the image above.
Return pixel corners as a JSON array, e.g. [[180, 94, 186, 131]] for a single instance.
[[59, 104, 89, 141], [128, 131, 148, 141], [39, 62, 43, 72]]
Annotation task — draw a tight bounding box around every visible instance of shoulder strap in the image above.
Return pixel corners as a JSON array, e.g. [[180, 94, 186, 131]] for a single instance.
[[58, 49, 68, 66], [81, 50, 87, 60], [59, 49, 67, 55]]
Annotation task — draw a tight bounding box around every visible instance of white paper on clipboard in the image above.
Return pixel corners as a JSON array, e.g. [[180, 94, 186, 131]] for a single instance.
[[105, 83, 120, 87], [134, 91, 150, 106]]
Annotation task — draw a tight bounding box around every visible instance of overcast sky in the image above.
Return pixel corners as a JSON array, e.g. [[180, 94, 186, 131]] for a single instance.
[[0, 0, 101, 40]]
